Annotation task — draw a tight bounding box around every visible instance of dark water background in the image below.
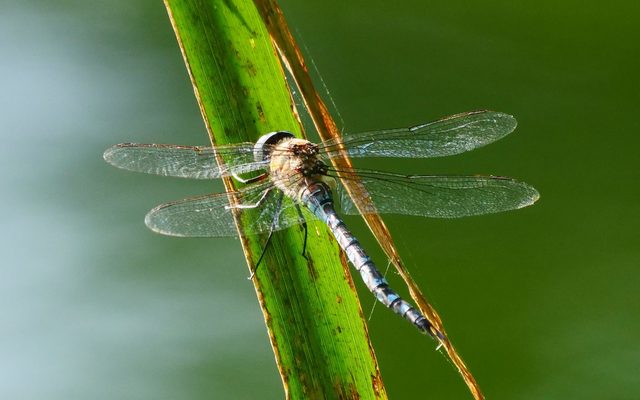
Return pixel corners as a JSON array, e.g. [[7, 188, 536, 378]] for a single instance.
[[1, 1, 638, 398]]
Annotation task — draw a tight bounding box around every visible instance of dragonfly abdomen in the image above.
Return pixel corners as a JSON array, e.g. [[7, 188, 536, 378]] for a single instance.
[[300, 181, 435, 337]]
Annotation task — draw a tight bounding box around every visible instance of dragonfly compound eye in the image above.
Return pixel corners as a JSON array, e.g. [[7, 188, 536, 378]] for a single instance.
[[253, 131, 295, 162]]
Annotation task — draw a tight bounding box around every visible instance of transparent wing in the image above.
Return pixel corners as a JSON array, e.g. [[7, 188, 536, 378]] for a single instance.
[[103, 142, 268, 179], [321, 110, 517, 159], [144, 182, 305, 237], [337, 170, 539, 218]]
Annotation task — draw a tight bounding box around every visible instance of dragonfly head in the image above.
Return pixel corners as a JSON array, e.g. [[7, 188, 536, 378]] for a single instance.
[[253, 131, 295, 162]]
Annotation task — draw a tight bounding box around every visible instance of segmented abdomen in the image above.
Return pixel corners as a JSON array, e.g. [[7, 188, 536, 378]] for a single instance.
[[300, 181, 435, 336]]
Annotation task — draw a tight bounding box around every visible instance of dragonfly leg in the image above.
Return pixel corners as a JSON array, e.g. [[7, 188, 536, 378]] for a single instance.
[[248, 191, 284, 280], [295, 204, 309, 260], [231, 171, 268, 184], [226, 188, 272, 210]]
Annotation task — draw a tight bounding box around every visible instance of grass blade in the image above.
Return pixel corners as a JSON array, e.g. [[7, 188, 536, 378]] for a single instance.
[[163, 1, 387, 398]]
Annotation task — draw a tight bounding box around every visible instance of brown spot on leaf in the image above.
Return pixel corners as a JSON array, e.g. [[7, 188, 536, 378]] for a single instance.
[[333, 381, 360, 400], [306, 254, 318, 281], [246, 60, 257, 76], [256, 101, 266, 122], [371, 373, 384, 397], [339, 251, 358, 292]]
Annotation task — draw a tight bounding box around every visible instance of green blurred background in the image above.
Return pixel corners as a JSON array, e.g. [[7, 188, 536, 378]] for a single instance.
[[2, 1, 638, 399]]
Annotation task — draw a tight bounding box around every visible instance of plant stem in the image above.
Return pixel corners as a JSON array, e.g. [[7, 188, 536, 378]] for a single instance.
[[163, 1, 387, 398]]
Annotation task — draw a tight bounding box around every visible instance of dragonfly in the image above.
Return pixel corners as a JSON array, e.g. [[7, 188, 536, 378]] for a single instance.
[[103, 110, 539, 338]]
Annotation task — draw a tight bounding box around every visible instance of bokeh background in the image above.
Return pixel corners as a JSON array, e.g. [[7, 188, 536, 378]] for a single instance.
[[2, 1, 639, 399]]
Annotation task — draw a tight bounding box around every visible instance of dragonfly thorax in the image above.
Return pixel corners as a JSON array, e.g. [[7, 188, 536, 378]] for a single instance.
[[291, 142, 327, 176], [266, 136, 331, 201]]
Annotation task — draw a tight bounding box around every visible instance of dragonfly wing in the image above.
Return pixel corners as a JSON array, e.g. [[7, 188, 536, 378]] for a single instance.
[[103, 142, 267, 179], [321, 110, 517, 159], [145, 182, 305, 237], [337, 171, 539, 218]]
